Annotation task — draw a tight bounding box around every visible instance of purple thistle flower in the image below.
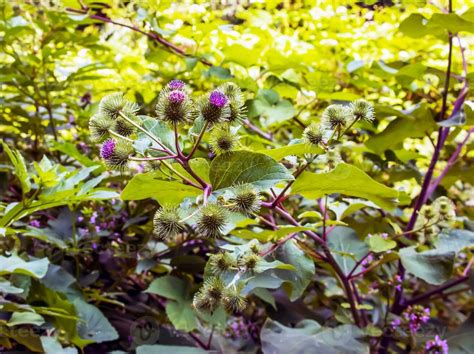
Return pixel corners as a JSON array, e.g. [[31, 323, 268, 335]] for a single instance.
[[209, 90, 228, 108], [168, 90, 186, 104], [168, 79, 185, 90], [100, 139, 116, 160], [425, 335, 448, 354]]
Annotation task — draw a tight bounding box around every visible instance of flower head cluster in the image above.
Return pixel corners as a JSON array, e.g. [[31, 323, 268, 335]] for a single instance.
[[89, 93, 140, 142], [425, 335, 448, 354], [153, 206, 183, 239], [168, 79, 186, 91], [227, 184, 261, 216], [99, 138, 133, 170], [402, 305, 430, 333], [209, 125, 239, 155], [415, 196, 456, 244], [196, 203, 228, 238], [199, 89, 231, 124], [302, 99, 374, 147], [350, 99, 375, 122], [218, 82, 246, 123], [156, 82, 196, 124]]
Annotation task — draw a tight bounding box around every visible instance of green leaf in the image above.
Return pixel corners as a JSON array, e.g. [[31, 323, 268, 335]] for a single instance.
[[261, 318, 369, 354], [430, 13, 474, 33], [0, 254, 49, 279], [258, 143, 323, 160], [145, 275, 187, 302], [223, 44, 256, 67], [292, 163, 399, 210], [40, 336, 78, 354], [0, 278, 24, 294], [328, 227, 369, 276], [247, 89, 296, 127], [165, 300, 198, 332], [1, 142, 31, 194], [141, 117, 176, 153], [434, 229, 474, 253], [7, 311, 45, 326], [137, 345, 207, 354], [73, 298, 119, 344], [367, 235, 396, 253], [121, 171, 201, 203], [366, 104, 437, 154], [399, 246, 455, 285], [209, 151, 293, 191], [275, 240, 315, 301]]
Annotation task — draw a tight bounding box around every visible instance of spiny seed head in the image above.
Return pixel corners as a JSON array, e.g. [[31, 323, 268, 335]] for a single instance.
[[218, 82, 246, 123], [420, 205, 435, 220], [100, 139, 133, 170], [209, 252, 235, 275], [322, 104, 351, 131], [168, 79, 186, 91], [203, 276, 225, 301], [99, 93, 139, 120], [350, 99, 375, 122], [239, 253, 260, 271], [89, 114, 114, 142], [209, 125, 238, 155], [156, 88, 196, 124], [303, 122, 324, 146], [196, 204, 228, 238], [227, 184, 261, 216], [193, 291, 218, 313], [222, 287, 247, 313], [153, 206, 183, 239], [249, 240, 261, 254], [434, 196, 455, 220], [113, 114, 138, 137], [199, 90, 231, 124]]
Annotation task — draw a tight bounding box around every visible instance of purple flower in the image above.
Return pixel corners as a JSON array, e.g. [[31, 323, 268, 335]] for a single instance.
[[168, 90, 186, 104], [425, 335, 448, 354], [29, 220, 41, 228], [168, 79, 185, 90], [391, 318, 401, 329], [100, 139, 116, 160], [402, 305, 430, 333], [209, 90, 228, 108]]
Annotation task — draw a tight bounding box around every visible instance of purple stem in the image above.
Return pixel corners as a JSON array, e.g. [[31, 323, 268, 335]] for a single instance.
[[426, 126, 473, 199]]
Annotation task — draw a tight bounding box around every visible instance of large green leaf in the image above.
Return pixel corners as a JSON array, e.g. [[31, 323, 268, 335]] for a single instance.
[[292, 163, 399, 210], [40, 336, 78, 354], [209, 151, 293, 191], [7, 311, 45, 326], [165, 300, 198, 332], [0, 255, 49, 279], [261, 318, 369, 354], [247, 89, 296, 127], [399, 246, 455, 285], [258, 143, 323, 161], [145, 275, 187, 302], [121, 171, 201, 203], [365, 104, 436, 154], [328, 227, 369, 276], [73, 298, 119, 344], [434, 229, 474, 253]]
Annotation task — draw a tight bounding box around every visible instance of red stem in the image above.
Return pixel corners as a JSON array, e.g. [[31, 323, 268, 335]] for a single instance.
[[66, 7, 212, 67]]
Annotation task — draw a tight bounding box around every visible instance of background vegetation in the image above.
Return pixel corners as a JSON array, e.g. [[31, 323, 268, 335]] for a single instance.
[[0, 0, 473, 353]]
